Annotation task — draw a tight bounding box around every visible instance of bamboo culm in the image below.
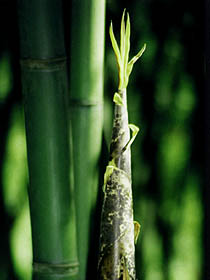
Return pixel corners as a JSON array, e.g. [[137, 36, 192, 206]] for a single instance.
[[18, 0, 78, 279], [70, 0, 105, 278]]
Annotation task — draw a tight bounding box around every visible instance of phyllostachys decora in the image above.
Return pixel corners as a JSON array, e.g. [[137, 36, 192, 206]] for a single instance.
[[97, 10, 146, 280]]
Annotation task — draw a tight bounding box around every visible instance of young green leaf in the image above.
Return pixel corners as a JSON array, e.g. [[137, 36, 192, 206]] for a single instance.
[[113, 92, 124, 106], [134, 221, 141, 244], [110, 12, 146, 90], [109, 22, 121, 68], [120, 9, 126, 60], [122, 124, 139, 153], [127, 43, 146, 79], [124, 13, 130, 72]]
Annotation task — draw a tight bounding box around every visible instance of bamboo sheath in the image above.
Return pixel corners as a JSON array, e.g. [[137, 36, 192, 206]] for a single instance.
[[18, 1, 78, 279], [98, 89, 136, 279]]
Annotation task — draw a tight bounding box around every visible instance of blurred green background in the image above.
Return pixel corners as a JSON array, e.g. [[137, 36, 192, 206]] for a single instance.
[[0, 0, 203, 279]]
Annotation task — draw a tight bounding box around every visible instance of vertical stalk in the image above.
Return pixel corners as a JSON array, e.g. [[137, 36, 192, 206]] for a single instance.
[[70, 0, 105, 278], [18, 1, 78, 279], [98, 12, 145, 279]]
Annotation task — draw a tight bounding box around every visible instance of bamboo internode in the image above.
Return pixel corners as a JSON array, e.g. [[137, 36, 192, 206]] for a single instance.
[[18, 1, 78, 279]]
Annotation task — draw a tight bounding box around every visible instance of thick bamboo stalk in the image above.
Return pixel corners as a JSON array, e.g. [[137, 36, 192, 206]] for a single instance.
[[69, 0, 105, 278], [18, 1, 78, 279]]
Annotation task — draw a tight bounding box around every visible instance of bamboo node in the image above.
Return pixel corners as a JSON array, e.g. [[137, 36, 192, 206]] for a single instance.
[[20, 57, 67, 71], [33, 261, 79, 276]]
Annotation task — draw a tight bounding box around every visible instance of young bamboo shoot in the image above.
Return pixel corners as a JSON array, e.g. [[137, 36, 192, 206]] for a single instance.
[[98, 11, 146, 279]]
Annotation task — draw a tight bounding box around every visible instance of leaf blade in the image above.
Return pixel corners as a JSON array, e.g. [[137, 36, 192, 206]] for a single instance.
[[127, 43, 146, 78], [124, 12, 130, 67], [120, 9, 126, 57], [109, 22, 121, 66]]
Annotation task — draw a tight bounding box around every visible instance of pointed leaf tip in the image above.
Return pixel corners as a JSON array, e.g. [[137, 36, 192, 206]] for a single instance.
[[109, 21, 121, 66], [142, 43, 147, 52], [126, 43, 146, 81], [131, 43, 146, 64], [120, 9, 126, 56]]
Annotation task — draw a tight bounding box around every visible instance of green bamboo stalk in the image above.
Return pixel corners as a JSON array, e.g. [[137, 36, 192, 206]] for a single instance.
[[18, 1, 78, 279], [69, 0, 105, 278], [98, 11, 146, 279]]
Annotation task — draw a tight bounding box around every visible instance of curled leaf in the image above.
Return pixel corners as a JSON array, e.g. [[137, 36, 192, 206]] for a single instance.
[[134, 221, 141, 244], [122, 124, 139, 153], [113, 92, 124, 106]]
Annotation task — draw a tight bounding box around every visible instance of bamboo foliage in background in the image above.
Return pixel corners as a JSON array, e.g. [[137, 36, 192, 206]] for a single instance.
[[18, 0, 78, 279], [70, 0, 105, 278]]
